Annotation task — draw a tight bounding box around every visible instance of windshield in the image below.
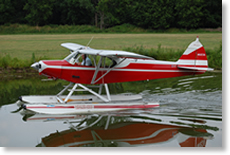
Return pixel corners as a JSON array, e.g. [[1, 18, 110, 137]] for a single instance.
[[64, 51, 78, 62]]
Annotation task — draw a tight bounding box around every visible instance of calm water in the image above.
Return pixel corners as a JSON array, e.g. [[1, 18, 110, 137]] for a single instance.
[[0, 72, 222, 147]]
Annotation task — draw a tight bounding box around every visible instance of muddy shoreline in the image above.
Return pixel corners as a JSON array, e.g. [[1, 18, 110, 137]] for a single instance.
[[0, 67, 40, 80]]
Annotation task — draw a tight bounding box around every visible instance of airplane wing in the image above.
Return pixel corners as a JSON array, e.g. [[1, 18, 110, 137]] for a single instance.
[[61, 43, 87, 51], [61, 43, 154, 59], [79, 49, 154, 60]]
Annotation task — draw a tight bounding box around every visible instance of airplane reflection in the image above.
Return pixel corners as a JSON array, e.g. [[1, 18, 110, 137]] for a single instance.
[[20, 110, 213, 147]]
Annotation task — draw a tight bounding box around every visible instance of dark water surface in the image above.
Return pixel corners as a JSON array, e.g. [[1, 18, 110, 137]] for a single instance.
[[0, 72, 222, 147]]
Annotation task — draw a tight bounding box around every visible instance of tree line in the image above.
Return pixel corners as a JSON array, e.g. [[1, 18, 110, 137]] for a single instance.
[[0, 0, 222, 30]]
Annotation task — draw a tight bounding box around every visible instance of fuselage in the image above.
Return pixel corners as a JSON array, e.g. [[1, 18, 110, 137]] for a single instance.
[[37, 58, 205, 84]]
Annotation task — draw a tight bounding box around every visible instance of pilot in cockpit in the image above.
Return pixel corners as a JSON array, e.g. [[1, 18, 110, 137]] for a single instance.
[[78, 54, 92, 66]]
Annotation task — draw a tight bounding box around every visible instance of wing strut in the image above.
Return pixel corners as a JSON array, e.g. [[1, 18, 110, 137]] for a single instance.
[[91, 57, 126, 84], [91, 56, 103, 84]]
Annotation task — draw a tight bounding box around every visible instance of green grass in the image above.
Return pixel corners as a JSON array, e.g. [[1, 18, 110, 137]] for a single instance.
[[0, 33, 222, 69]]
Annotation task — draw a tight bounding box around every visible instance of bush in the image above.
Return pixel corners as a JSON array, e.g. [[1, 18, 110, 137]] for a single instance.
[[0, 53, 40, 68], [106, 24, 147, 33], [123, 45, 184, 61], [0, 24, 103, 34], [0, 54, 11, 68], [1, 24, 220, 34], [206, 41, 222, 69]]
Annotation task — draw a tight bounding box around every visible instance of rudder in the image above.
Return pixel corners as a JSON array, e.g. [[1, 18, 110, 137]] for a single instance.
[[177, 37, 213, 71]]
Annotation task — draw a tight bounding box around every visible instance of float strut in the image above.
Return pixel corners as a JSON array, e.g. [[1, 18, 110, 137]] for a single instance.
[[64, 83, 79, 103]]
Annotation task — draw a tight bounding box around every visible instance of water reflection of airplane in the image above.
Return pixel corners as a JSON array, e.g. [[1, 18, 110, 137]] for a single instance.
[[21, 111, 213, 147]]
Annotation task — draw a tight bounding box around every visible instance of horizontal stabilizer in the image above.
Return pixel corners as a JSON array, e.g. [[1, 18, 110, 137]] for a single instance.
[[178, 65, 214, 71]]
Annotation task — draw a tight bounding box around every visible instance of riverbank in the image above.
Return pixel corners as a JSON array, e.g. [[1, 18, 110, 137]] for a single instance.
[[0, 67, 39, 80]]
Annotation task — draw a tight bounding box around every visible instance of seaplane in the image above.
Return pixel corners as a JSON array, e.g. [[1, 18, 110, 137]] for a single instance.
[[18, 37, 213, 114]]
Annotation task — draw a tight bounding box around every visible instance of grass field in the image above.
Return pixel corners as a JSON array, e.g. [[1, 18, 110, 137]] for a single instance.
[[0, 33, 222, 60]]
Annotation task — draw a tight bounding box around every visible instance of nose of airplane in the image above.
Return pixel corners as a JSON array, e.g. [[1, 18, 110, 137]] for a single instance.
[[31, 62, 41, 71]]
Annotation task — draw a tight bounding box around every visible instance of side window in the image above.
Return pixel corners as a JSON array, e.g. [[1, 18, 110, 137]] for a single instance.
[[87, 56, 117, 68], [75, 54, 93, 66], [102, 57, 116, 68]]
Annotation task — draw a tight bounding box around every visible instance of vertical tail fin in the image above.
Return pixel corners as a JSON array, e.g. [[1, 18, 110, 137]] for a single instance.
[[177, 37, 213, 71]]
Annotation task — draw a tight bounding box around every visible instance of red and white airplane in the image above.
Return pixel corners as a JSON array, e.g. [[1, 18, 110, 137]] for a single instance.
[[19, 37, 213, 114]]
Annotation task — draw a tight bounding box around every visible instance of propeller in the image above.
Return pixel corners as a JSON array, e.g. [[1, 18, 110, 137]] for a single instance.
[[22, 113, 35, 122], [11, 106, 23, 113], [11, 104, 26, 113]]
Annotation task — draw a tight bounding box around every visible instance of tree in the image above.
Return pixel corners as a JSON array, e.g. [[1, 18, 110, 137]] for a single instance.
[[0, 0, 222, 30], [128, 0, 175, 29], [96, 0, 108, 29], [92, 0, 99, 27], [174, 0, 205, 29], [23, 0, 54, 26], [0, 0, 26, 24], [0, 0, 15, 24], [101, 0, 133, 27], [201, 0, 222, 28], [51, 0, 94, 25]]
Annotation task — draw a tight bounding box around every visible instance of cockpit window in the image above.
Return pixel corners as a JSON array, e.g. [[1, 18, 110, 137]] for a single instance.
[[102, 57, 117, 68], [64, 51, 78, 63], [65, 52, 91, 66], [64, 52, 117, 67]]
